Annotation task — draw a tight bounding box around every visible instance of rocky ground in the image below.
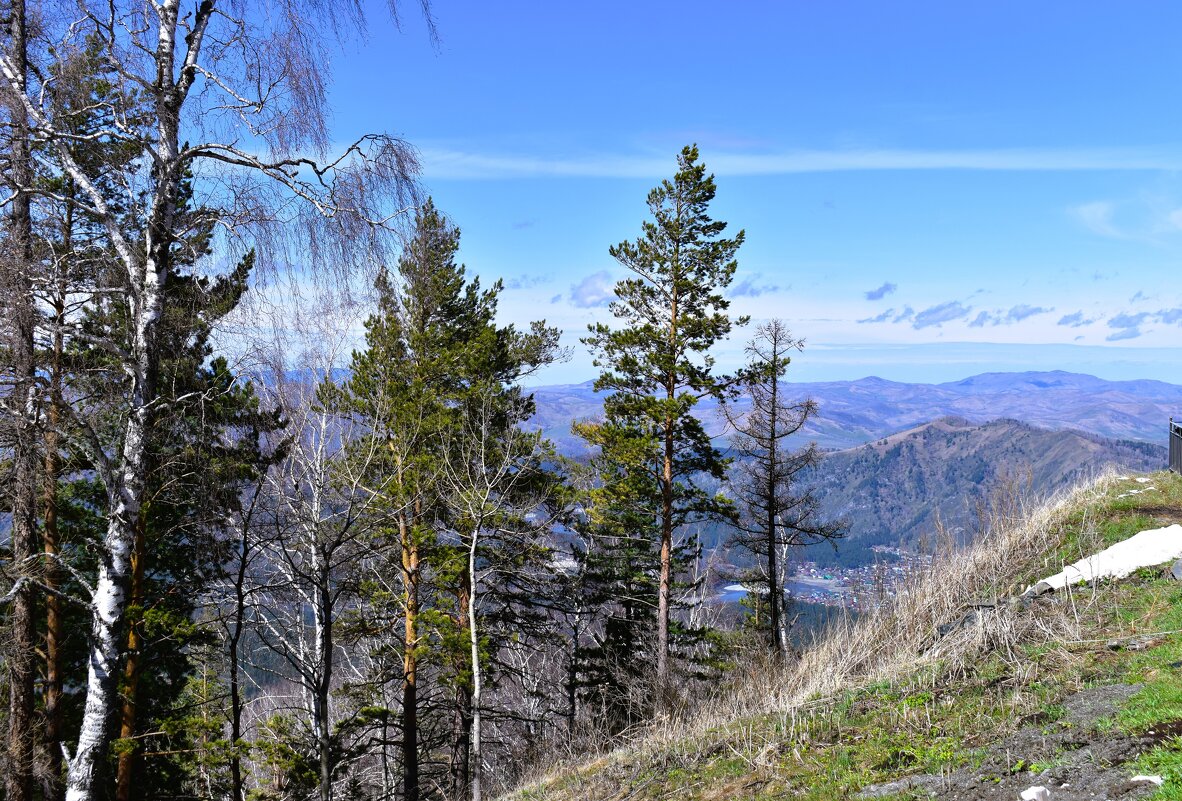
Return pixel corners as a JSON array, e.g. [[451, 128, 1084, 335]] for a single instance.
[[860, 684, 1168, 800]]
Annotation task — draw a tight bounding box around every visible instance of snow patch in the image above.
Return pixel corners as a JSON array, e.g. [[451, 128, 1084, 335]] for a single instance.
[[1027, 524, 1182, 593]]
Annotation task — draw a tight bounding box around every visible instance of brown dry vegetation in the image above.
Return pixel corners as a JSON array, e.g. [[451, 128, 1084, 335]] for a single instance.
[[504, 470, 1182, 801]]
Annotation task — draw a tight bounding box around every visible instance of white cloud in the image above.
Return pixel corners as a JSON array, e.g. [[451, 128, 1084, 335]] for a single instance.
[[1070, 201, 1125, 239], [864, 281, 898, 300], [732, 275, 781, 297], [419, 145, 1182, 181], [568, 270, 616, 308], [912, 301, 972, 329]]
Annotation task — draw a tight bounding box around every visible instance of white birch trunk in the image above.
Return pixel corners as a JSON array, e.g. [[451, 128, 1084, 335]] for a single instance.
[[468, 529, 482, 801], [67, 0, 178, 791]]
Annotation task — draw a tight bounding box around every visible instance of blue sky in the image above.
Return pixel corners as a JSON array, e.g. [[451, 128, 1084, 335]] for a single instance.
[[315, 1, 1182, 384]]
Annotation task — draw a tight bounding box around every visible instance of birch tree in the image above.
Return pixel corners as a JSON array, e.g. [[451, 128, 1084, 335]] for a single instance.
[[441, 390, 559, 801], [0, 0, 424, 795]]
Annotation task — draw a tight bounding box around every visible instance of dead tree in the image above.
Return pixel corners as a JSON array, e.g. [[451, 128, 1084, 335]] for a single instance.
[[728, 319, 843, 658]]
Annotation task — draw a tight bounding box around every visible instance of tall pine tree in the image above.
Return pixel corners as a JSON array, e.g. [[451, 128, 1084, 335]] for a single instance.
[[582, 144, 745, 701], [325, 198, 560, 801]]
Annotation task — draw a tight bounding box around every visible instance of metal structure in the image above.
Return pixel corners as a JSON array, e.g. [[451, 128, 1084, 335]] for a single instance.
[[1171, 417, 1182, 474]]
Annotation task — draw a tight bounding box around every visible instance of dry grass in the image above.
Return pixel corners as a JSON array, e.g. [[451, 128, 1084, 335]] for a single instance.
[[502, 470, 1125, 800]]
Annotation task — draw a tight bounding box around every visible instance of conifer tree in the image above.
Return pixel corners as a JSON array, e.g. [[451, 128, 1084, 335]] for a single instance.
[[582, 145, 746, 697], [728, 319, 843, 657], [326, 199, 559, 801]]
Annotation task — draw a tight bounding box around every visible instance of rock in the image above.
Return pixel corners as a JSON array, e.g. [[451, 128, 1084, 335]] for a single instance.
[[937, 609, 991, 638], [1019, 786, 1050, 801], [1170, 558, 1182, 581], [1025, 581, 1054, 598]]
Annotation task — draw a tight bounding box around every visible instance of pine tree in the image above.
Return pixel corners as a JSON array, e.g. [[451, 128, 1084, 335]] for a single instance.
[[582, 144, 746, 698], [326, 198, 560, 801]]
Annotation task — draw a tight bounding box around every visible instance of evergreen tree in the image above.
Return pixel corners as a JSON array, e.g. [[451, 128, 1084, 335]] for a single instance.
[[326, 198, 560, 801], [582, 144, 746, 699]]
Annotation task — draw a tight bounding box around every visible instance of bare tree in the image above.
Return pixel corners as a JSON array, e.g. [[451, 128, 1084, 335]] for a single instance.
[[727, 319, 843, 658], [0, 0, 40, 793], [246, 357, 395, 801], [441, 391, 557, 801], [0, 0, 426, 795]]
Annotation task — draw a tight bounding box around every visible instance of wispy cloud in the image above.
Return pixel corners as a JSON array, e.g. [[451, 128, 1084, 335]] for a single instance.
[[856, 305, 917, 325], [913, 301, 972, 329], [1006, 304, 1052, 322], [965, 304, 1051, 328], [864, 281, 897, 301], [857, 308, 896, 324], [1158, 308, 1182, 324], [419, 145, 1182, 180], [1106, 311, 1149, 341], [568, 270, 616, 308], [732, 275, 781, 297], [1107, 327, 1144, 341], [506, 274, 551, 290], [1057, 311, 1097, 327], [1070, 201, 1126, 238]]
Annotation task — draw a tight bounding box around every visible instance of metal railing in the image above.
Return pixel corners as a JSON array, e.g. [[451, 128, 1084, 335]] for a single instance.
[[1171, 418, 1182, 474]]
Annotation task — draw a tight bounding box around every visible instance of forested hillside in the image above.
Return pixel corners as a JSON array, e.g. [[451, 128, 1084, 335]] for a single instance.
[[802, 417, 1166, 565]]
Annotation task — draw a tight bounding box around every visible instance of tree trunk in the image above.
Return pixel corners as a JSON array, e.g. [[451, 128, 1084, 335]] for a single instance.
[[6, 0, 39, 793], [228, 516, 251, 801], [656, 283, 679, 697], [41, 202, 70, 801], [452, 580, 472, 800], [467, 531, 482, 801], [766, 364, 783, 657], [66, 1, 179, 794], [114, 517, 148, 801], [314, 575, 334, 801], [401, 516, 420, 801]]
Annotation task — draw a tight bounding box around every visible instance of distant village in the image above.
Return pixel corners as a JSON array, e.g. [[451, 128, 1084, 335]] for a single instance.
[[786, 547, 935, 608]]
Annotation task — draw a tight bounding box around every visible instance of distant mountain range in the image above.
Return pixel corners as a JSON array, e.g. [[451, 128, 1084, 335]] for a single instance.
[[530, 371, 1175, 568], [529, 370, 1182, 452]]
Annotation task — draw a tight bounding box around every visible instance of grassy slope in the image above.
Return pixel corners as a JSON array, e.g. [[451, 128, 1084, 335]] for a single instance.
[[505, 471, 1182, 801]]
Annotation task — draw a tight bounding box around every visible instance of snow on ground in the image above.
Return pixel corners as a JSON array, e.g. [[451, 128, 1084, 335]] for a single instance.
[[1028, 524, 1182, 593]]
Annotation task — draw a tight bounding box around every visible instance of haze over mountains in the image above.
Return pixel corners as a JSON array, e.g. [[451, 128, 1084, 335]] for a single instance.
[[532, 370, 1176, 567], [530, 370, 1182, 452]]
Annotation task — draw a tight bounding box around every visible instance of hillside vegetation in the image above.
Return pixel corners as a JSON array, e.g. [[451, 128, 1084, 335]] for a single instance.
[[811, 417, 1165, 560], [505, 471, 1182, 801]]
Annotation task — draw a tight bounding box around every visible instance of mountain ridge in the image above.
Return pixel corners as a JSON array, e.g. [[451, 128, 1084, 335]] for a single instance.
[[528, 369, 1182, 452]]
